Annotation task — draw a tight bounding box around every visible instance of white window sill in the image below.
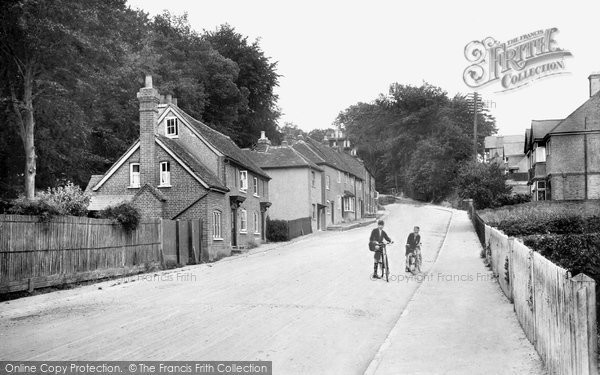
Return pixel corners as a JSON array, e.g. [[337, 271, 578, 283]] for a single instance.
[[240, 231, 247, 235], [166, 134, 179, 139], [239, 189, 247, 194], [213, 237, 224, 241], [128, 186, 140, 189], [158, 184, 172, 188], [253, 194, 259, 198], [254, 232, 260, 235]]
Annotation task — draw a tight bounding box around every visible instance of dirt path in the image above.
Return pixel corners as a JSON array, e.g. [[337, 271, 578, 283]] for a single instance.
[[0, 203, 450, 373]]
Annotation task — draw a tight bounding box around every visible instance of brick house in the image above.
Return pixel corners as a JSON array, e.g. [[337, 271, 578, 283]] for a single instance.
[[86, 76, 271, 260], [525, 73, 600, 200], [484, 135, 529, 195], [243, 133, 326, 232]]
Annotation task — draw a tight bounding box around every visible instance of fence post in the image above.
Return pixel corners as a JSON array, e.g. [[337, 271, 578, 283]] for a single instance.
[[508, 237, 515, 303], [571, 273, 598, 375], [159, 218, 165, 268]]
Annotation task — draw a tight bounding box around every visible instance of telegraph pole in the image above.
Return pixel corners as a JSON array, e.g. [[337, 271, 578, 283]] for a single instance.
[[473, 91, 478, 160], [467, 92, 482, 161]]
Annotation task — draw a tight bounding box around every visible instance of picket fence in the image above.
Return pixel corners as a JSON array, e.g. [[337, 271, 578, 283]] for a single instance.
[[0, 214, 202, 294], [469, 207, 598, 375]]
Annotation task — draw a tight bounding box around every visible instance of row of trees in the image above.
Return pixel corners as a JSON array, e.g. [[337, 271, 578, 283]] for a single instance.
[[336, 83, 499, 202], [0, 0, 281, 200]]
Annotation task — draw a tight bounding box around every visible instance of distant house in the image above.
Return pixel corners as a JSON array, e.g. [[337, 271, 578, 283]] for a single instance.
[[524, 73, 600, 200], [484, 135, 529, 195], [86, 76, 271, 259], [242, 133, 325, 232], [245, 133, 376, 232]]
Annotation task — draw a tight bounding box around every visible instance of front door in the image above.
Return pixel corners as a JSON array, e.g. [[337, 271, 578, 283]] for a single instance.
[[231, 208, 237, 247], [331, 202, 335, 223]]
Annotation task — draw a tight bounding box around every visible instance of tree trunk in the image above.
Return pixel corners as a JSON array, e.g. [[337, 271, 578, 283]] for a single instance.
[[11, 64, 36, 200]]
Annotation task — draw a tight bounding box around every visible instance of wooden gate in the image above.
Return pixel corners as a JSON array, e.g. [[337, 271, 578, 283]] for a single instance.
[[161, 219, 202, 266]]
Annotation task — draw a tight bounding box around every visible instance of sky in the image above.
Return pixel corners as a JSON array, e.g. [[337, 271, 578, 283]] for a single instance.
[[127, 0, 600, 137]]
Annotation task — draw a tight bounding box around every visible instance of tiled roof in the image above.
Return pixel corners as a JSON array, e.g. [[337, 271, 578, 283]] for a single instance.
[[157, 135, 228, 192], [88, 195, 134, 211], [242, 146, 322, 171], [165, 105, 270, 180], [548, 93, 600, 134], [85, 175, 103, 192], [294, 137, 367, 179], [531, 120, 561, 140]]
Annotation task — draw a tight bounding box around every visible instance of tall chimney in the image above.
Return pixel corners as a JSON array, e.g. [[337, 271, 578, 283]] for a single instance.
[[136, 74, 160, 187], [255, 131, 271, 152], [589, 73, 600, 97]]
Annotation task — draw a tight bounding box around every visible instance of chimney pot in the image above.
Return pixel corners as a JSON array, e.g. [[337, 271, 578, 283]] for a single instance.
[[145, 75, 153, 88], [589, 73, 600, 97], [260, 131, 266, 140], [172, 97, 178, 106], [166, 94, 172, 104]]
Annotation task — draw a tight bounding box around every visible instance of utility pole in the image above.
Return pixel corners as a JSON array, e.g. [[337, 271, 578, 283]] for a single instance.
[[467, 92, 483, 161]]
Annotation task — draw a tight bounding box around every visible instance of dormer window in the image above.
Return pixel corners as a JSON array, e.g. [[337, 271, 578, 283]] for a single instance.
[[166, 118, 178, 137]]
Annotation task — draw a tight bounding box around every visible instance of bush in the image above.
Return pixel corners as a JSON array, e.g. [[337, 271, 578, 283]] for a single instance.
[[266, 217, 288, 242], [493, 215, 600, 237], [492, 193, 531, 208], [8, 182, 89, 221], [523, 233, 600, 279], [101, 202, 141, 231], [377, 195, 397, 205], [9, 197, 62, 222], [455, 161, 512, 209]]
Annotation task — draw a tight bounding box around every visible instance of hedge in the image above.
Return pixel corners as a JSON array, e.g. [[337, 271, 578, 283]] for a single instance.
[[492, 215, 600, 237]]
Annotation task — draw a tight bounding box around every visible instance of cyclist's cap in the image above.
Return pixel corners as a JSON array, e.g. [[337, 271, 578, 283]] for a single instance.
[[378, 220, 385, 226]]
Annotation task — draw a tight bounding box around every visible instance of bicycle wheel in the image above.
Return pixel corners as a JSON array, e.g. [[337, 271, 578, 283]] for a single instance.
[[384, 252, 390, 282], [416, 252, 422, 273]]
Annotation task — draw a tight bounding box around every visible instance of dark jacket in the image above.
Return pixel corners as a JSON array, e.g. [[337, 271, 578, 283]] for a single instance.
[[369, 228, 391, 250], [406, 232, 421, 249]]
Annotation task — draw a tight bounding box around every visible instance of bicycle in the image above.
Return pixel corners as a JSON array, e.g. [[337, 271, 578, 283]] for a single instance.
[[406, 244, 422, 275], [372, 241, 393, 282]]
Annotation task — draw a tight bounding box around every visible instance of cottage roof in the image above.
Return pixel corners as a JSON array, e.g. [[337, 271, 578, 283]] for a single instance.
[[547, 92, 600, 135], [85, 175, 103, 193], [243, 146, 322, 171], [157, 135, 228, 192], [163, 105, 270, 180], [88, 195, 134, 211], [524, 120, 561, 152]]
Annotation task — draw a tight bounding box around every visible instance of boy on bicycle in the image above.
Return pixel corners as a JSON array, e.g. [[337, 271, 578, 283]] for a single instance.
[[369, 220, 392, 278], [405, 226, 421, 272]]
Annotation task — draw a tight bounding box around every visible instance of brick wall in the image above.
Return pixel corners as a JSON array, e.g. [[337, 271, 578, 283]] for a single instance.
[[132, 189, 164, 218]]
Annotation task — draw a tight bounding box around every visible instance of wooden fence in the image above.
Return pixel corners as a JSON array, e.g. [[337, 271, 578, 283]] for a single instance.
[[468, 205, 598, 375], [0, 215, 201, 294], [287, 217, 312, 240]]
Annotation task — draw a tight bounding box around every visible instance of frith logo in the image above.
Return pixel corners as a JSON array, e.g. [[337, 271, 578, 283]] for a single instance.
[[463, 28, 572, 92]]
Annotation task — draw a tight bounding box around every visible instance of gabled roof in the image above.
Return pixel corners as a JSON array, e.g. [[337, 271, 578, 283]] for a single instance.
[[162, 105, 270, 180], [525, 120, 561, 152], [292, 137, 369, 180], [157, 135, 228, 192], [85, 175, 103, 192], [547, 92, 600, 135], [91, 137, 228, 193], [242, 146, 322, 171]]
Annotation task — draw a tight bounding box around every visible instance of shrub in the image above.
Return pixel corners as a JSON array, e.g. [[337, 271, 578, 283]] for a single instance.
[[492, 215, 600, 237], [9, 197, 61, 222], [101, 202, 141, 231], [8, 182, 89, 221], [377, 195, 396, 205], [266, 217, 288, 242], [523, 233, 600, 279], [455, 161, 512, 209], [37, 182, 90, 216], [492, 193, 531, 208]]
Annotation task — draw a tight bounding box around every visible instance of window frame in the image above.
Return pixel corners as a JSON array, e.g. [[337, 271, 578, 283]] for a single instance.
[[159, 161, 171, 187], [253, 211, 260, 234], [129, 163, 140, 188], [240, 209, 247, 233], [325, 175, 330, 190], [239, 170, 248, 192], [253, 177, 259, 197], [212, 210, 223, 240], [166, 117, 179, 138]]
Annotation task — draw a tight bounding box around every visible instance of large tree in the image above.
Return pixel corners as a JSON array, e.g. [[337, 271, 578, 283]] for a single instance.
[[203, 24, 281, 146], [0, 0, 136, 199], [336, 82, 497, 199]]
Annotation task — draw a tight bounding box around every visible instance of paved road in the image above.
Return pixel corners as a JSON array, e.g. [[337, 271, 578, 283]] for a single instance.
[[0, 203, 451, 373]]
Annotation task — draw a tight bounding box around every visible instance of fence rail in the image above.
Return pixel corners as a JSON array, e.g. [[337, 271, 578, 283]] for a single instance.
[[0, 215, 201, 294], [467, 204, 598, 375]]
